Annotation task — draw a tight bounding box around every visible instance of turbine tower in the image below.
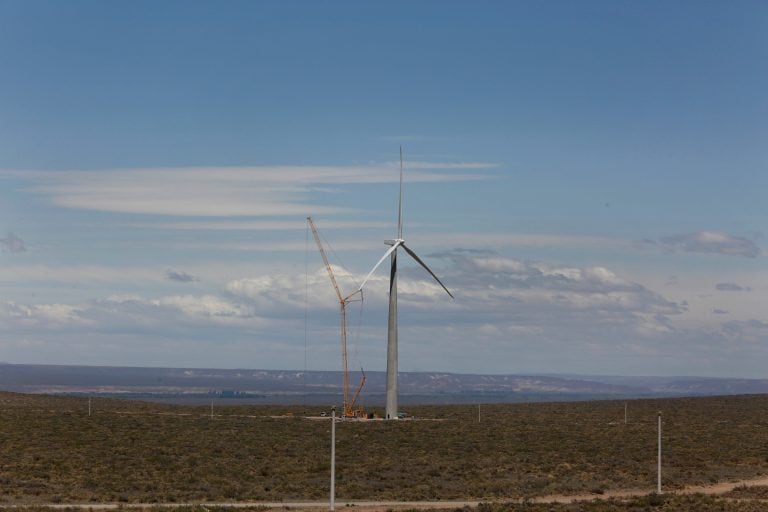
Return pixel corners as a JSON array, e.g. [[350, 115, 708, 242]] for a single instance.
[[359, 147, 453, 419]]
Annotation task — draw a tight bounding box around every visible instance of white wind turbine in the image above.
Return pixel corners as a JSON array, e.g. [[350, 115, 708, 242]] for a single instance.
[[358, 147, 453, 420]]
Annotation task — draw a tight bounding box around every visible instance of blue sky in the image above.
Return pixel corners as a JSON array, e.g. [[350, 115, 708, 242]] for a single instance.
[[1, 0, 766, 377]]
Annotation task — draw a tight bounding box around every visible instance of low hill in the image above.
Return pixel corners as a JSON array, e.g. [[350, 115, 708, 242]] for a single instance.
[[2, 363, 767, 404]]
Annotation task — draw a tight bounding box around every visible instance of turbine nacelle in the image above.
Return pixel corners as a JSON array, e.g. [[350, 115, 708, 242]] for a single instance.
[[358, 238, 453, 299]]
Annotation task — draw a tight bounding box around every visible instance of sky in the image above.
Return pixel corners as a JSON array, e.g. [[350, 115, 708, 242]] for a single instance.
[[1, 1, 767, 378]]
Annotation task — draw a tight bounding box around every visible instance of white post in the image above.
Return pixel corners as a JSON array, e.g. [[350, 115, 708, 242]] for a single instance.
[[330, 406, 336, 511], [88, 397, 92, 417], [478, 404, 481, 423], [657, 411, 662, 494]]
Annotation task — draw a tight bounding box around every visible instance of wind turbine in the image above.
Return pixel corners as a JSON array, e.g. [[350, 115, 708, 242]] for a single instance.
[[359, 147, 453, 419]]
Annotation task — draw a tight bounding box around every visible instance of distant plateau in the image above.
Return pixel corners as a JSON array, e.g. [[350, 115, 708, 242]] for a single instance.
[[2, 363, 768, 405]]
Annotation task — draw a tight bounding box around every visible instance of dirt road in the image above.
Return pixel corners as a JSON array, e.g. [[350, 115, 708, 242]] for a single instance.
[[525, 474, 768, 504], [4, 475, 768, 510]]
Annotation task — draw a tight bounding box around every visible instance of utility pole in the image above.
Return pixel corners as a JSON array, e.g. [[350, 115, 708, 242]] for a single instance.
[[330, 406, 336, 510], [657, 411, 662, 494]]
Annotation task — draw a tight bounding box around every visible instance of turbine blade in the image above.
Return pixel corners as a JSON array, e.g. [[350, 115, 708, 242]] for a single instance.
[[358, 241, 402, 291], [398, 146, 404, 239], [400, 243, 454, 299]]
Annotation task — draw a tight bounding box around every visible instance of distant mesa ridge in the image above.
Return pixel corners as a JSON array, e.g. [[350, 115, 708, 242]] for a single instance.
[[1, 363, 767, 405]]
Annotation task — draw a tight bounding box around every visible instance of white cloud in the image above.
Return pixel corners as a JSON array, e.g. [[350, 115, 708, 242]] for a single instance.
[[227, 265, 360, 311], [137, 219, 397, 231], [0, 302, 89, 326], [152, 294, 253, 320], [9, 164, 492, 217], [418, 252, 686, 348]]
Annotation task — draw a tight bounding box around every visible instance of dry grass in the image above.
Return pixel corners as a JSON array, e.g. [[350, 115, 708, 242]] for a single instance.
[[1, 392, 768, 504]]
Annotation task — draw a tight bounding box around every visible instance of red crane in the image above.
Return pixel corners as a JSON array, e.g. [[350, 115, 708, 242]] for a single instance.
[[307, 217, 366, 418]]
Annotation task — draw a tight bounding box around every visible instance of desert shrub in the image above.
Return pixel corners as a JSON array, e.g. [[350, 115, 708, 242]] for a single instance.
[[2, 393, 768, 504]]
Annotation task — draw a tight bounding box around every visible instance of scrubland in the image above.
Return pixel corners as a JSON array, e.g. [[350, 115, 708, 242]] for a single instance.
[[2, 392, 768, 508]]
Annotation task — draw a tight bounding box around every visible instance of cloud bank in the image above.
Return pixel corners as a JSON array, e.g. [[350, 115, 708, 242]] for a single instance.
[[0, 251, 683, 340], [2, 250, 765, 375]]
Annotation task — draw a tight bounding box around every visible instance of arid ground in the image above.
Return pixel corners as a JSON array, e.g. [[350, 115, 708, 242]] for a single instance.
[[3, 392, 768, 511]]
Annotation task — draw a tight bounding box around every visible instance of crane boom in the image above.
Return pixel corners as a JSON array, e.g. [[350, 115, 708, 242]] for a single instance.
[[308, 217, 344, 304], [307, 217, 366, 418]]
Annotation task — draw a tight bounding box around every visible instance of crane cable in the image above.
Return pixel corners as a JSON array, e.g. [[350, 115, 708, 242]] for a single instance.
[[318, 228, 361, 291], [317, 229, 366, 370], [351, 293, 365, 371]]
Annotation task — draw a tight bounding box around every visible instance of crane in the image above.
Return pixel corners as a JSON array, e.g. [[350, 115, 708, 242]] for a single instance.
[[307, 217, 367, 419]]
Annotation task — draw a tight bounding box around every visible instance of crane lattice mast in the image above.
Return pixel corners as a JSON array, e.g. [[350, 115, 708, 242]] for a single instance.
[[307, 217, 365, 418]]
